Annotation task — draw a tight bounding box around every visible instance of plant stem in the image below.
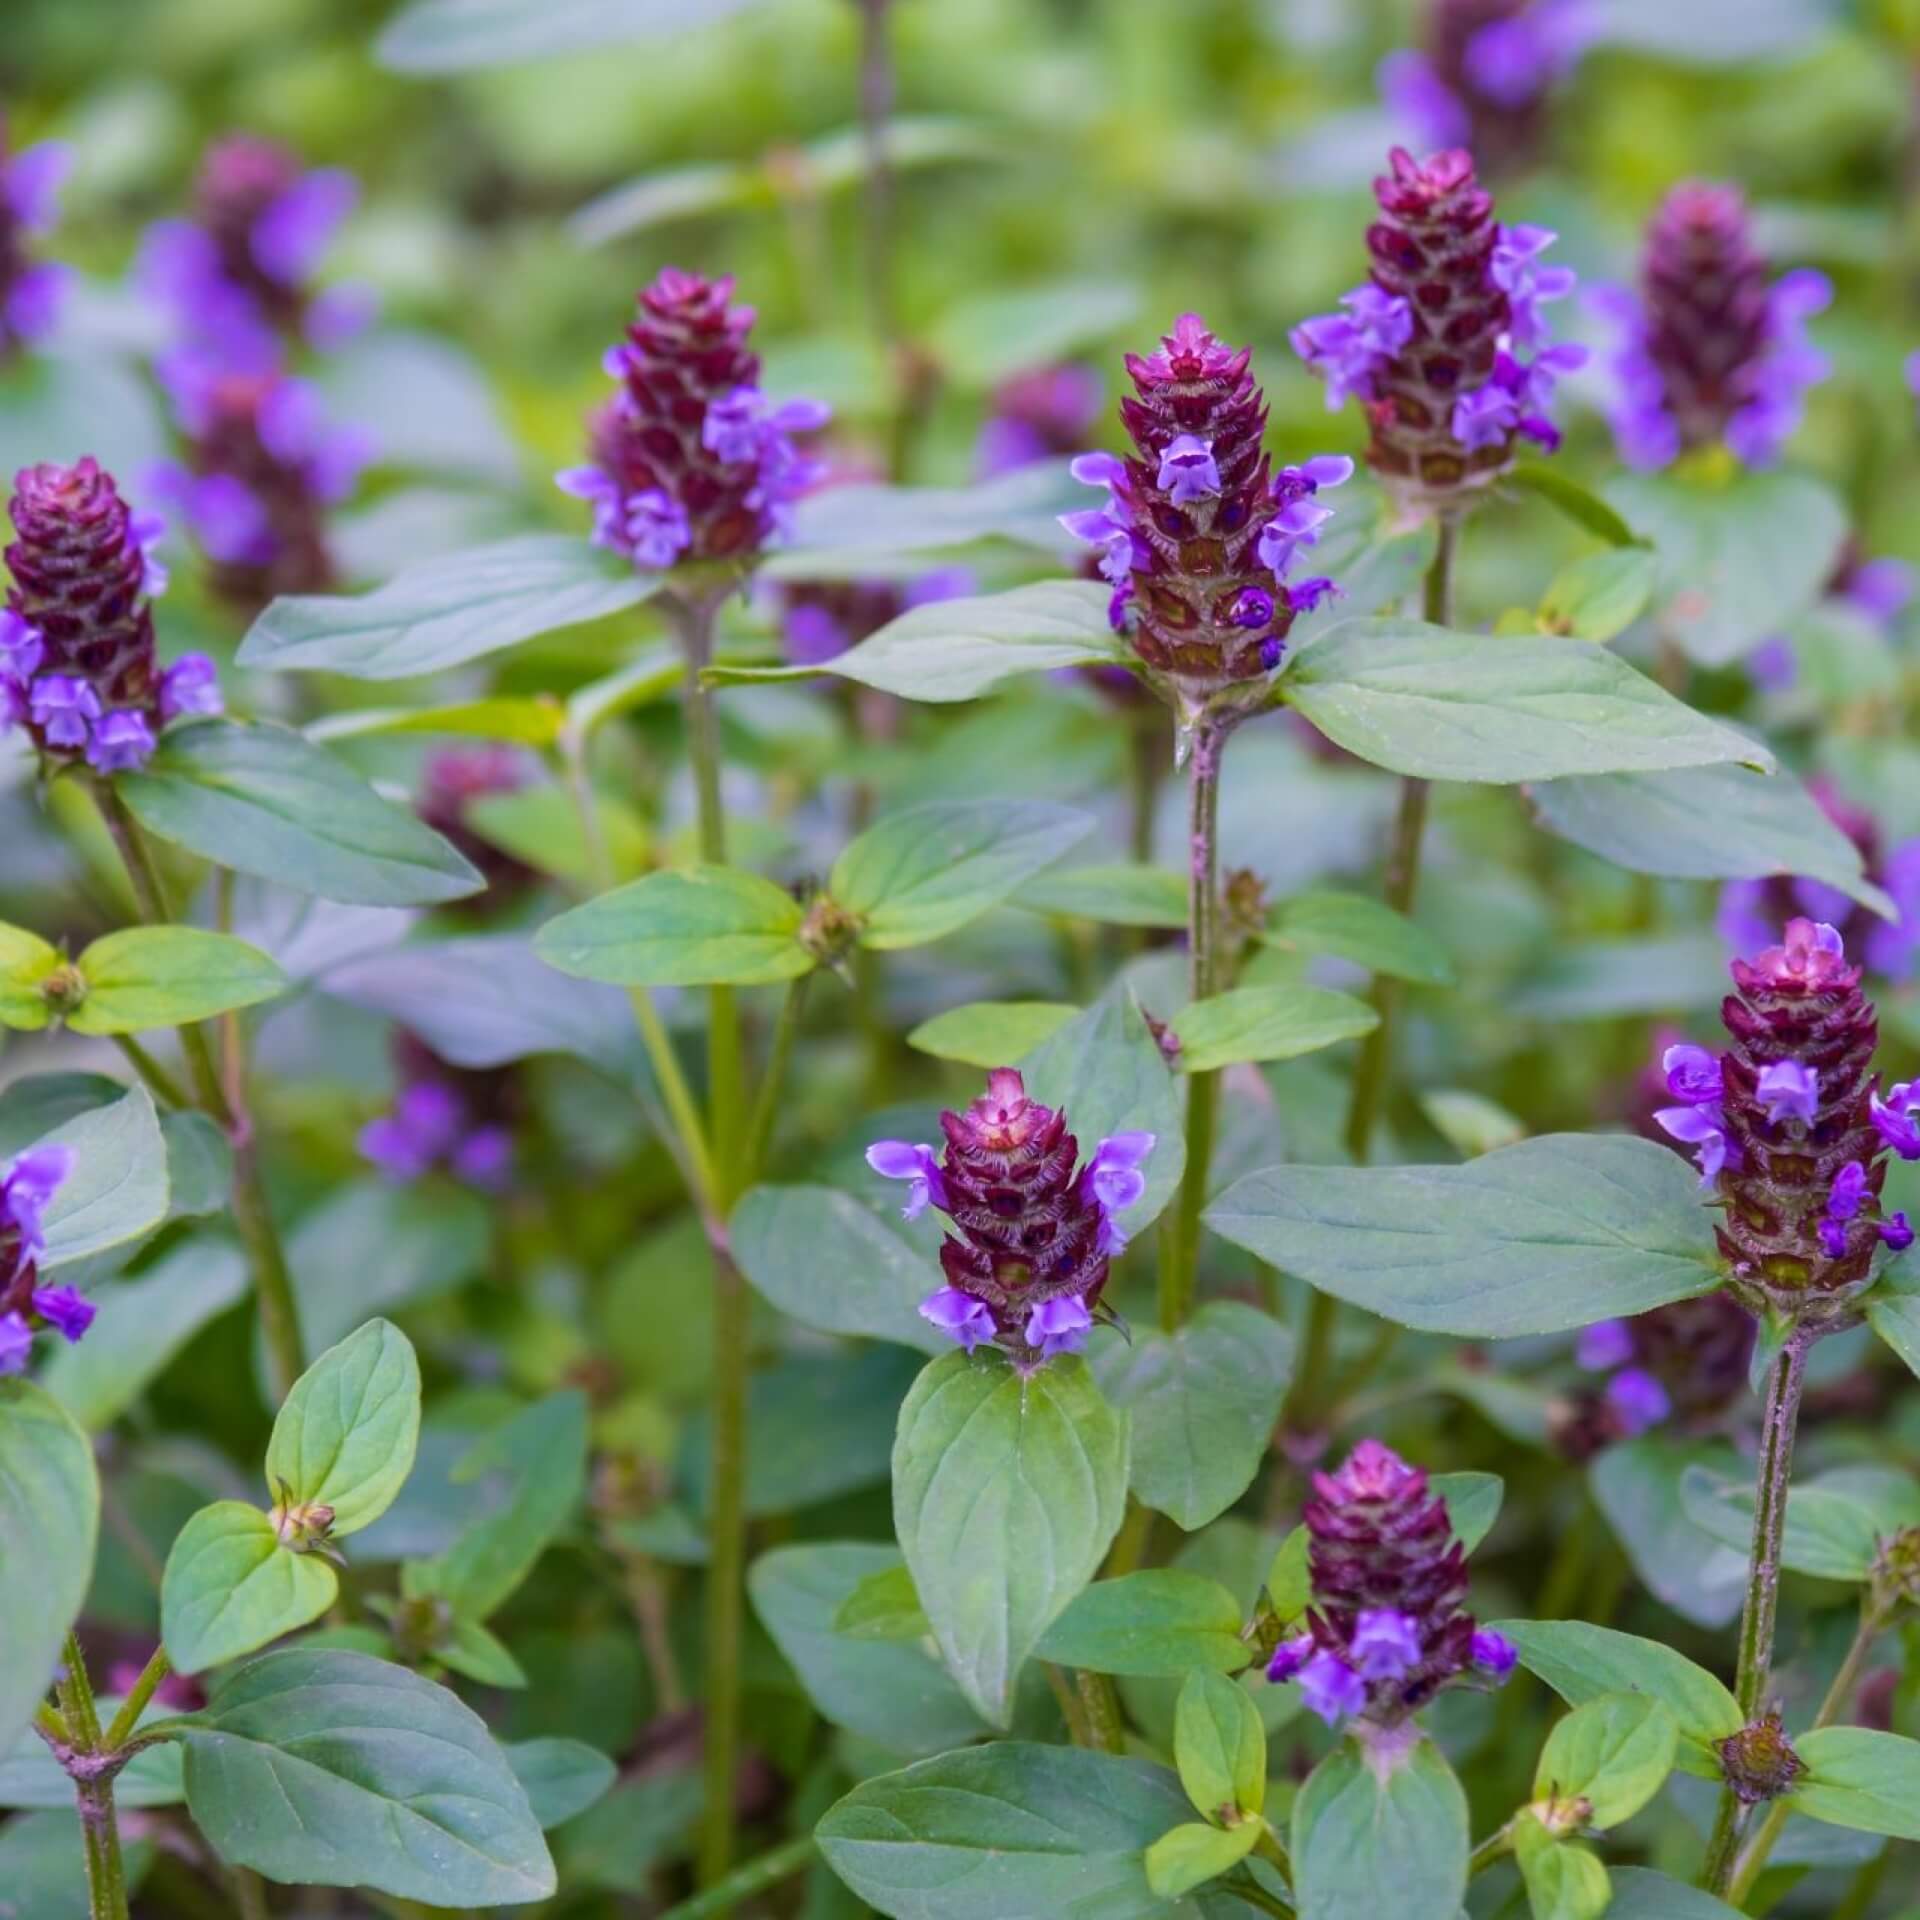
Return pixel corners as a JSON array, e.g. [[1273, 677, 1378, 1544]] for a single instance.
[[1468, 1820, 1516, 1877], [102, 1647, 171, 1750], [1703, 1328, 1813, 1896], [57, 1634, 130, 1920], [1046, 1662, 1094, 1744], [1725, 1594, 1884, 1903], [741, 974, 809, 1184], [1103, 1498, 1155, 1578], [1076, 1669, 1126, 1754], [657, 1833, 819, 1920], [1158, 716, 1229, 1331], [109, 1033, 191, 1110], [94, 783, 304, 1400]]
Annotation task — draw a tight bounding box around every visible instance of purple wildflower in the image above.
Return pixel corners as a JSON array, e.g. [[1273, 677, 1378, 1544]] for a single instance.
[[1664, 1043, 1724, 1105], [30, 1284, 93, 1343], [1755, 1059, 1820, 1127], [1604, 1367, 1671, 1436], [1350, 1608, 1424, 1681], [1299, 1652, 1369, 1726], [1025, 1294, 1094, 1360], [1470, 1628, 1518, 1678], [1655, 1101, 1734, 1186], [975, 364, 1103, 477], [1881, 1212, 1914, 1252], [1871, 1083, 1920, 1161], [359, 1040, 519, 1193], [1575, 1317, 1635, 1371], [0, 125, 74, 356], [866, 1140, 949, 1221], [86, 710, 157, 775], [0, 1314, 30, 1375], [1267, 1633, 1316, 1683], [918, 1286, 997, 1351], [159, 654, 223, 723]]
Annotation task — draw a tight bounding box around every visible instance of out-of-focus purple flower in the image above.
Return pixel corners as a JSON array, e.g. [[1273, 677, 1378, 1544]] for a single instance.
[[1664, 1043, 1723, 1105], [3, 1143, 73, 1275], [1299, 1650, 1369, 1726], [976, 364, 1103, 477], [0, 1313, 30, 1375], [85, 710, 157, 775], [1266, 1633, 1316, 1683], [29, 675, 98, 750], [0, 128, 75, 355], [250, 167, 356, 289], [1025, 1293, 1093, 1359], [1871, 1083, 1920, 1161], [1575, 1317, 1635, 1371], [919, 1285, 996, 1351], [360, 1047, 518, 1194], [1755, 1059, 1820, 1127], [30, 1284, 93, 1343], [1350, 1608, 1423, 1681], [1655, 1102, 1734, 1186], [1470, 1627, 1518, 1678], [866, 1140, 948, 1221], [1604, 1367, 1671, 1435], [159, 654, 223, 723], [1882, 1212, 1915, 1252], [450, 1127, 513, 1192]]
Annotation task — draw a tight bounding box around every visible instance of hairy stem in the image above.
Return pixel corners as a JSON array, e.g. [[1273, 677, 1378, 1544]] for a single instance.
[[1703, 1328, 1813, 1895], [102, 1647, 172, 1750], [1076, 1669, 1127, 1754], [57, 1635, 130, 1920], [1157, 716, 1228, 1331], [657, 1833, 818, 1920]]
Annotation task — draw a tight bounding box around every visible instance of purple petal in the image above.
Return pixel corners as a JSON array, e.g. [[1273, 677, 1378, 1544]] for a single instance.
[[30, 1285, 93, 1344], [251, 169, 357, 286]]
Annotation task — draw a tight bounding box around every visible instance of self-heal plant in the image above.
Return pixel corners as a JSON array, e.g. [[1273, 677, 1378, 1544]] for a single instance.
[[869, 1066, 1153, 1367], [1, 459, 220, 776]]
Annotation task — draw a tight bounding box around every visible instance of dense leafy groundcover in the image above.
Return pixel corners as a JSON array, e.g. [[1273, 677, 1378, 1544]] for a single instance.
[[3, 0, 1920, 1916]]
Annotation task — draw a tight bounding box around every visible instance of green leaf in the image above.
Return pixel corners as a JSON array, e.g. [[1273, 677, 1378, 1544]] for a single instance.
[[1590, 1436, 1745, 1630], [1019, 990, 1184, 1238], [1535, 547, 1659, 643], [1015, 865, 1189, 929], [832, 1561, 929, 1641], [1292, 485, 1440, 641], [816, 1742, 1203, 1920], [892, 1350, 1128, 1727], [1264, 890, 1454, 985], [1530, 764, 1893, 917], [179, 1649, 555, 1902], [1515, 1817, 1612, 1920], [42, 1238, 248, 1430], [436, 1615, 529, 1689], [404, 1391, 589, 1622], [1534, 1693, 1680, 1827], [1174, 1667, 1267, 1818], [1420, 1089, 1526, 1156], [907, 1000, 1081, 1066], [1507, 463, 1645, 547], [751, 1543, 996, 1755], [1678, 1463, 1920, 1582], [1092, 1301, 1294, 1530], [1266, 1528, 1311, 1626], [1429, 1471, 1504, 1554], [534, 865, 809, 987], [1037, 1571, 1252, 1679], [0, 1810, 152, 1920], [1489, 1620, 1741, 1778], [1283, 618, 1772, 781], [1793, 1727, 1920, 1840], [0, 1381, 99, 1760], [160, 1501, 339, 1674], [239, 534, 655, 677], [0, 1705, 183, 1810], [1290, 1738, 1469, 1920], [466, 783, 650, 888], [1170, 983, 1377, 1074], [730, 1184, 946, 1353], [928, 280, 1139, 388], [713, 580, 1124, 702], [307, 694, 566, 748], [0, 922, 60, 1029], [834, 802, 1094, 950], [1867, 1265, 1920, 1382], [118, 721, 482, 907], [37, 1086, 170, 1272], [1207, 1134, 1718, 1336], [266, 1319, 422, 1536], [1606, 465, 1848, 667], [67, 926, 288, 1035], [1604, 1867, 1745, 1917], [505, 1738, 617, 1830], [1144, 1819, 1261, 1900]]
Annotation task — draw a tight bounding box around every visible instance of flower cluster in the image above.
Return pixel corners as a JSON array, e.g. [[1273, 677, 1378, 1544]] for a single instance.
[[1062, 313, 1351, 715], [1292, 147, 1583, 505], [1592, 181, 1830, 470], [976, 364, 1104, 477], [138, 135, 372, 371], [780, 567, 973, 666], [0, 1144, 90, 1375], [1266, 1439, 1514, 1729], [147, 360, 370, 614], [360, 1033, 517, 1193], [415, 745, 539, 901], [1380, 0, 1596, 177], [1557, 1294, 1756, 1458], [1717, 780, 1920, 981], [2, 459, 220, 776], [1654, 919, 1914, 1311], [867, 1068, 1153, 1367], [0, 121, 73, 358], [559, 268, 829, 573]]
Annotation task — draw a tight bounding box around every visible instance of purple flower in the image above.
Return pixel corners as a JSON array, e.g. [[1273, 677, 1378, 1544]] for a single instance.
[[4, 142, 72, 235], [1377, 52, 1471, 151], [866, 1140, 949, 1221], [1490, 225, 1578, 348], [1881, 1212, 1914, 1252], [1085, 1131, 1155, 1251], [85, 710, 157, 774], [1470, 1628, 1518, 1680], [1870, 1083, 1920, 1161], [1866, 839, 1920, 979], [1604, 1367, 1671, 1436], [1655, 1103, 1733, 1185], [1755, 1059, 1820, 1127], [1299, 1651, 1368, 1727], [2, 1143, 73, 1273], [701, 386, 770, 464], [918, 1285, 997, 1352], [159, 654, 223, 723], [0, 610, 45, 682], [1451, 381, 1521, 453], [1826, 1161, 1868, 1222], [250, 168, 356, 287], [360, 1081, 465, 1182], [30, 1285, 93, 1343], [1576, 1318, 1635, 1371], [1025, 1294, 1093, 1360], [28, 675, 99, 750], [1818, 1217, 1850, 1260], [1290, 286, 1414, 410], [0, 1313, 30, 1375], [1266, 1632, 1316, 1683], [1257, 457, 1354, 582], [1350, 1607, 1423, 1681], [450, 1126, 514, 1192], [1155, 434, 1221, 505], [623, 490, 693, 570], [1663, 1043, 1723, 1105]]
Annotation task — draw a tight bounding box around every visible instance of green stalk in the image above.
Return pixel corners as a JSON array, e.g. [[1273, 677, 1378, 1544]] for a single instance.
[[95, 784, 304, 1401], [102, 1647, 172, 1750], [656, 1833, 819, 1920], [1157, 715, 1229, 1331], [109, 1033, 192, 1111], [741, 974, 809, 1184], [58, 1634, 130, 1920], [1076, 1669, 1127, 1754]]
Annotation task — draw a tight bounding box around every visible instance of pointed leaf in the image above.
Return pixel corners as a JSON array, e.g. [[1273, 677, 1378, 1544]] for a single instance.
[[1793, 1727, 1920, 1840], [505, 1739, 616, 1829], [907, 1001, 1081, 1067], [70, 927, 288, 1034], [1170, 983, 1377, 1073], [1015, 865, 1188, 929], [1144, 1819, 1260, 1899], [1037, 1570, 1252, 1678], [36, 1086, 170, 1271], [265, 1320, 421, 1536], [1515, 1818, 1612, 1920], [160, 1501, 339, 1674], [1265, 890, 1454, 984], [1534, 1693, 1680, 1827], [534, 865, 810, 987], [1290, 1738, 1469, 1920], [832, 1562, 929, 1641], [1429, 1471, 1504, 1554], [0, 923, 61, 1030], [1679, 1463, 1920, 1582], [1174, 1667, 1267, 1818]]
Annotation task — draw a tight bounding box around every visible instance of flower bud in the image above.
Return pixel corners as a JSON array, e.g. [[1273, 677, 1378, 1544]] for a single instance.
[[1717, 1709, 1804, 1805]]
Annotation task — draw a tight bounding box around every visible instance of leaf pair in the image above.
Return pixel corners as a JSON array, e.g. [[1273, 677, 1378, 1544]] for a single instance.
[[1144, 1670, 1270, 1898], [0, 923, 285, 1036]]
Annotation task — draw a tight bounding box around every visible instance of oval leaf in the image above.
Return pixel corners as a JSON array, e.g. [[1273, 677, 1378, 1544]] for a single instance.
[[0, 923, 60, 1030], [1174, 1667, 1267, 1818], [505, 1738, 617, 1830], [70, 927, 288, 1034], [535, 865, 810, 987], [36, 1086, 170, 1272], [265, 1319, 422, 1535], [160, 1501, 339, 1675], [1144, 1819, 1260, 1900], [1037, 1570, 1251, 1679], [1265, 890, 1455, 984], [1791, 1727, 1920, 1841], [1206, 1135, 1719, 1337], [1290, 1738, 1469, 1920], [892, 1350, 1128, 1727], [1170, 983, 1377, 1074], [1534, 1693, 1680, 1828], [178, 1649, 555, 1902], [907, 1001, 1080, 1067]]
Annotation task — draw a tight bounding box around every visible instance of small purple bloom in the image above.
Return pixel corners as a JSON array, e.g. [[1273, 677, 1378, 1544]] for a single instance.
[[1491, 225, 1578, 349], [1025, 1293, 1093, 1360], [1266, 1632, 1316, 1684], [1818, 1217, 1850, 1260], [1576, 1318, 1635, 1371], [1470, 1628, 1518, 1681], [1287, 577, 1338, 615], [2, 1142, 71, 1273], [866, 1140, 949, 1221], [1655, 1104, 1733, 1185], [1663, 1043, 1723, 1105], [30, 1285, 93, 1344], [85, 710, 157, 774], [1377, 51, 1471, 151], [451, 1126, 514, 1192], [918, 1285, 996, 1352], [159, 654, 223, 723], [250, 168, 356, 287], [29, 675, 99, 750], [1870, 1082, 1920, 1161], [1350, 1607, 1423, 1681], [360, 1080, 465, 1182], [1451, 382, 1520, 453], [701, 386, 768, 464], [1755, 1059, 1819, 1127], [1299, 1650, 1368, 1727], [1155, 434, 1221, 505], [1086, 1132, 1154, 1215], [624, 490, 692, 570], [1881, 1212, 1914, 1252], [0, 1312, 31, 1376], [0, 610, 45, 682], [1291, 287, 1414, 411], [1232, 588, 1275, 628], [5, 142, 72, 235], [1605, 1367, 1672, 1436], [1826, 1161, 1868, 1223]]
